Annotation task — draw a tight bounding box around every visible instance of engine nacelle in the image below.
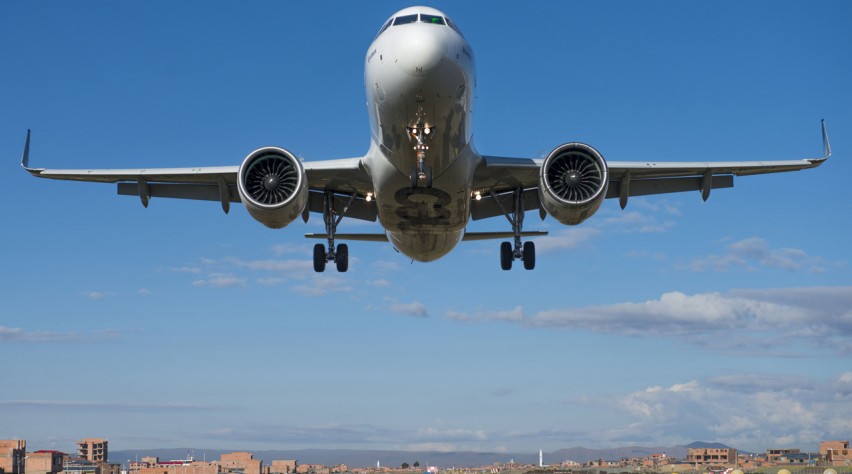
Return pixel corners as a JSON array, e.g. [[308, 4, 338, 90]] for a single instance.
[[538, 142, 609, 226], [237, 147, 308, 229]]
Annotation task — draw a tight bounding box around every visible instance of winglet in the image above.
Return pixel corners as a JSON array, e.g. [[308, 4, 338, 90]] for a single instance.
[[21, 129, 31, 169], [821, 119, 831, 161]]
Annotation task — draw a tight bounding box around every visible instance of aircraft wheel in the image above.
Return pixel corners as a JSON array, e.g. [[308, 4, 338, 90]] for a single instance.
[[500, 241, 513, 271], [313, 243, 326, 273], [410, 166, 418, 188], [336, 243, 349, 272], [523, 241, 536, 270], [425, 165, 432, 188]]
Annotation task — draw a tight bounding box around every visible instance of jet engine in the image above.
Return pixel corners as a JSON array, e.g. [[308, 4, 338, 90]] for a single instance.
[[237, 147, 308, 229], [538, 142, 609, 225]]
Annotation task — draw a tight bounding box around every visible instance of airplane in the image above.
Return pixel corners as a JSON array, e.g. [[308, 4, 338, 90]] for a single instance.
[[21, 5, 832, 273]]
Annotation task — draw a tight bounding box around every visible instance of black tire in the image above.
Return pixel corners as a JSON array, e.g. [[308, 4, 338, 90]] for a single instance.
[[523, 241, 536, 270], [336, 243, 349, 272], [313, 243, 326, 272], [425, 165, 432, 188], [411, 166, 418, 188], [500, 241, 513, 270]]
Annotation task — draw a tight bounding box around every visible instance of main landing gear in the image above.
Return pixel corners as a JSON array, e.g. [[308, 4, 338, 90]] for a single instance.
[[313, 191, 354, 273], [407, 107, 434, 188], [493, 188, 535, 271]]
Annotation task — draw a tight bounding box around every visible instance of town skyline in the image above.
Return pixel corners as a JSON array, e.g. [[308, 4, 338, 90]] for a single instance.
[[3, 438, 851, 474], [7, 439, 852, 467]]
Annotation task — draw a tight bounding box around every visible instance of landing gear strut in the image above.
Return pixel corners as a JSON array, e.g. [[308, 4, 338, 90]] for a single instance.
[[313, 191, 354, 273], [407, 107, 434, 188], [492, 188, 535, 271]]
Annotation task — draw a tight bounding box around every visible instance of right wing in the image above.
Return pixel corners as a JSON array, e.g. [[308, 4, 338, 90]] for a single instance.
[[470, 120, 831, 219], [21, 131, 377, 220]]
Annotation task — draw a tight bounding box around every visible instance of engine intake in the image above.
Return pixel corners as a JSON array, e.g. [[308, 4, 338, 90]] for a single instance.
[[539, 142, 608, 225], [237, 147, 308, 229]]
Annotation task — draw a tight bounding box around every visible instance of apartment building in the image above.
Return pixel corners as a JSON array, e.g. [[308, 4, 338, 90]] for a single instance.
[[821, 441, 852, 466], [219, 452, 261, 474], [26, 451, 64, 474], [687, 448, 738, 466], [77, 439, 108, 463], [767, 449, 800, 462], [267, 461, 297, 474], [0, 440, 27, 474]]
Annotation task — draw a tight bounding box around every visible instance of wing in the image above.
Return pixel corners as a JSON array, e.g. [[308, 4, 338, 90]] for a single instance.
[[20, 131, 377, 221], [470, 120, 832, 219]]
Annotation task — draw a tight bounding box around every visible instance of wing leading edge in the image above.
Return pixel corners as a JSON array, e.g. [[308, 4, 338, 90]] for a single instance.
[[471, 120, 831, 219], [21, 131, 375, 219]]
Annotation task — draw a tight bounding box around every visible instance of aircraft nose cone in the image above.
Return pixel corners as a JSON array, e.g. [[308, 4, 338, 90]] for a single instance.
[[393, 26, 446, 76]]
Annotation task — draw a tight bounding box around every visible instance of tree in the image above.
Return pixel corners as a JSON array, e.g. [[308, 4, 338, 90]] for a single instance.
[[401, 463, 409, 470], [413, 462, 420, 469]]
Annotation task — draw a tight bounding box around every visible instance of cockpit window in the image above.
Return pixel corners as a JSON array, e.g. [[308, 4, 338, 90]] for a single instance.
[[421, 14, 445, 25], [445, 17, 464, 37], [393, 14, 419, 25], [376, 18, 392, 38]]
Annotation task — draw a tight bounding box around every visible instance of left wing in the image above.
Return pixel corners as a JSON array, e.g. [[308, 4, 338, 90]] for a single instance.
[[21, 130, 376, 220], [471, 120, 831, 219]]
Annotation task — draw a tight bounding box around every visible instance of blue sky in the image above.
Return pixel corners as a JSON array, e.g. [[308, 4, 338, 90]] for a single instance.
[[1, 0, 851, 459]]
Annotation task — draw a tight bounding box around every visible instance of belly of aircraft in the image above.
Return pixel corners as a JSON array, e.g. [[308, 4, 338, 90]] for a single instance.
[[368, 145, 480, 262]]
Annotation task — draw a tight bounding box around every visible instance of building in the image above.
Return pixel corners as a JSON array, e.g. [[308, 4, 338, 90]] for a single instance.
[[821, 441, 852, 466], [65, 459, 101, 474], [219, 453, 262, 474], [136, 462, 218, 474], [0, 440, 27, 474], [687, 448, 737, 466], [778, 453, 817, 465], [267, 461, 297, 474], [26, 451, 65, 474], [77, 439, 108, 463], [767, 449, 800, 462]]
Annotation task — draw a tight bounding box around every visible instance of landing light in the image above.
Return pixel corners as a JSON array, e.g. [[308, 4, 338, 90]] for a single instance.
[[474, 191, 482, 201], [366, 192, 373, 202]]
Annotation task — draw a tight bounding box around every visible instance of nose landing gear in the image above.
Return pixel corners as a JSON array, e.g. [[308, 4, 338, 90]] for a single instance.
[[407, 108, 435, 188]]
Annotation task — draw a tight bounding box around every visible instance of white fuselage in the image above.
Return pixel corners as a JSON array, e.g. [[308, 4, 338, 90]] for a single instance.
[[362, 7, 480, 261]]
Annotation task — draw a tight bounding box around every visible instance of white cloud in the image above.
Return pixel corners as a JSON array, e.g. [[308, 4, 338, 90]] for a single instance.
[[192, 273, 247, 288], [164, 265, 203, 274], [193, 369, 852, 453], [0, 326, 118, 343], [291, 275, 353, 296], [445, 286, 852, 355], [595, 372, 852, 452], [226, 257, 312, 273], [603, 210, 675, 233], [533, 203, 679, 255], [200, 423, 493, 452], [446, 306, 525, 323], [372, 260, 401, 272], [533, 227, 601, 254], [0, 400, 220, 411], [256, 277, 287, 287], [689, 237, 832, 273], [270, 243, 312, 256], [388, 301, 429, 318], [85, 291, 110, 300]]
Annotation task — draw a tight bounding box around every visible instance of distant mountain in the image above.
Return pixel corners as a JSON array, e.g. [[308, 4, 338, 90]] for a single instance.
[[549, 445, 688, 463], [685, 441, 734, 449], [110, 442, 739, 468]]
